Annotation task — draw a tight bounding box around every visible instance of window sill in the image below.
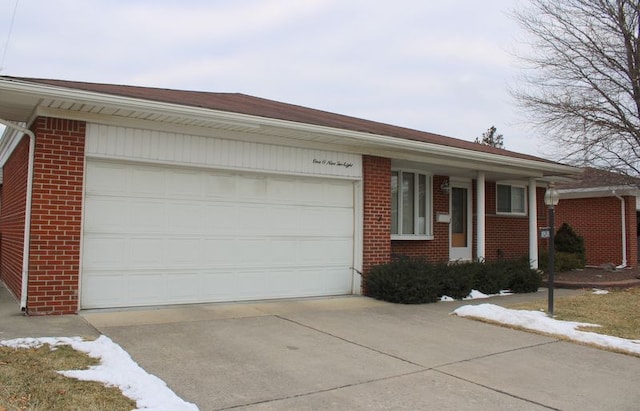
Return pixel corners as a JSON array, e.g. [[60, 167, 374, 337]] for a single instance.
[[391, 235, 434, 241]]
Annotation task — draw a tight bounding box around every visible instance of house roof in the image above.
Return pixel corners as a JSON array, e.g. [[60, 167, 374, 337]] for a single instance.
[[557, 167, 640, 189], [0, 76, 580, 180], [556, 167, 640, 200]]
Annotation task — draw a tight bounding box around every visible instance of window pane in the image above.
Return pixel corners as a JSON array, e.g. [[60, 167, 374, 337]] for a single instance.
[[402, 173, 414, 234], [497, 184, 511, 213], [391, 172, 398, 234], [418, 174, 426, 234], [511, 187, 525, 213]]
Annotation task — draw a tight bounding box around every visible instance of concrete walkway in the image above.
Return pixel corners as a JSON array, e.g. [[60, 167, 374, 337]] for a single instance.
[[2, 284, 640, 410]]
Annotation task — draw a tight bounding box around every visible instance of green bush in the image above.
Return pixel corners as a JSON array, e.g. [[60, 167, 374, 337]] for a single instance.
[[504, 258, 542, 293], [364, 256, 440, 304], [473, 260, 509, 294], [539, 250, 586, 272], [555, 223, 585, 255], [551, 223, 586, 268], [364, 255, 541, 304], [438, 261, 475, 300]]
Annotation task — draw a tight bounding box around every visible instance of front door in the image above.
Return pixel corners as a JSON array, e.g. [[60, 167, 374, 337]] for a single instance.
[[450, 182, 472, 261]]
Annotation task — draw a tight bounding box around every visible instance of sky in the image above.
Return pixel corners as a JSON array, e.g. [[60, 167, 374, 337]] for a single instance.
[[0, 0, 548, 156], [2, 289, 638, 411]]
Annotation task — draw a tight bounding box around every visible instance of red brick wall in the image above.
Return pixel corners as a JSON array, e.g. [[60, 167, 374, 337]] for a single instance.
[[26, 117, 86, 315], [391, 175, 449, 263], [0, 136, 30, 299], [483, 185, 547, 262], [362, 156, 391, 274], [555, 196, 637, 267]]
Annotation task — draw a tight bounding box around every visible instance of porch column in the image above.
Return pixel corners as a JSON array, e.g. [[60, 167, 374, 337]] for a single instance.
[[476, 171, 485, 261], [528, 177, 538, 269]]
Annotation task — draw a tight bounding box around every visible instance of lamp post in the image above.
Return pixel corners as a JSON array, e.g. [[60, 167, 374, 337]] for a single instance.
[[544, 182, 560, 317]]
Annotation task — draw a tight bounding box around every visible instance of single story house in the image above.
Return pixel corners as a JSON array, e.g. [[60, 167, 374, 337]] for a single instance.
[[555, 167, 639, 268], [0, 76, 579, 315]]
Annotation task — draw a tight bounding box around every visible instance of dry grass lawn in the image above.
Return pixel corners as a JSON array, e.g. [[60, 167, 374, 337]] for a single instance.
[[508, 287, 640, 340], [0, 343, 135, 411]]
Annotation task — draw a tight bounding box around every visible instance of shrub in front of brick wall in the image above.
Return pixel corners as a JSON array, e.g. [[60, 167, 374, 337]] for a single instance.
[[554, 223, 586, 266], [473, 257, 541, 294], [364, 256, 541, 304], [439, 261, 476, 300], [364, 256, 440, 304], [503, 258, 543, 293], [473, 260, 509, 295], [539, 250, 585, 272]]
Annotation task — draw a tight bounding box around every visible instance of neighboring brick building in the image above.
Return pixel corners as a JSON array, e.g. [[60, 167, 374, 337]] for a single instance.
[[556, 167, 639, 268], [0, 76, 579, 314]]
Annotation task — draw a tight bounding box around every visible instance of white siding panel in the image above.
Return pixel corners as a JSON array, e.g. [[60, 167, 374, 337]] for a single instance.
[[86, 124, 362, 179], [82, 160, 355, 309]]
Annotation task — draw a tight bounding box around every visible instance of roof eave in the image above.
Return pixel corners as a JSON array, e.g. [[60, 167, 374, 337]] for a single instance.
[[0, 77, 580, 178]]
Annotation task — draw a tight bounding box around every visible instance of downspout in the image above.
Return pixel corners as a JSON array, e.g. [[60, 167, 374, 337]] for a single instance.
[[0, 119, 35, 310], [612, 190, 627, 269]]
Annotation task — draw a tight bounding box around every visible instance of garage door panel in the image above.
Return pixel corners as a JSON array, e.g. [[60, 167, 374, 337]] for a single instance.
[[237, 175, 267, 200], [82, 160, 355, 309], [83, 239, 125, 268], [86, 162, 128, 195], [297, 239, 353, 264], [129, 200, 166, 232], [202, 239, 238, 265], [129, 238, 164, 266], [298, 208, 353, 235], [203, 205, 237, 232], [166, 238, 201, 265], [81, 273, 124, 308], [131, 167, 165, 197], [84, 197, 127, 231], [127, 272, 168, 303], [166, 169, 203, 198], [326, 183, 355, 207], [204, 173, 236, 198], [166, 273, 202, 300], [167, 202, 203, 233]]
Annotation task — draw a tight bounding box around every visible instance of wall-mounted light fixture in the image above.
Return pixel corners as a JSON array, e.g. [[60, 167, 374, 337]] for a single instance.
[[440, 179, 450, 195]]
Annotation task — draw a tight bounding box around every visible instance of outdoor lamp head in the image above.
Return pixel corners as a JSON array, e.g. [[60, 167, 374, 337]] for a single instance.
[[544, 183, 560, 206]]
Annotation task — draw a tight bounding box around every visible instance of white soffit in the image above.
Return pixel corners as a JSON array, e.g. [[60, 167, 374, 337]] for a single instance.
[[0, 78, 580, 178]]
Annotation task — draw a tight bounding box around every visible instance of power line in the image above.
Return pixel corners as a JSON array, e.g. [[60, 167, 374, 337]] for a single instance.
[[1, 0, 20, 72]]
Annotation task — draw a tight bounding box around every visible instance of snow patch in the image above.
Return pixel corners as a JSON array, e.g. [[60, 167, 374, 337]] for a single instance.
[[1, 335, 198, 411], [453, 304, 640, 355]]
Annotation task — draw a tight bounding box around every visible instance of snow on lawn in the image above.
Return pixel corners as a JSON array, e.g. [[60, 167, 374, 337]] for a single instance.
[[453, 303, 640, 356], [440, 289, 512, 302], [0, 335, 198, 411]]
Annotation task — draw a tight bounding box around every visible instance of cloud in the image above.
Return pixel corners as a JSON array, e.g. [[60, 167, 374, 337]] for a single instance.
[[0, 0, 542, 155]]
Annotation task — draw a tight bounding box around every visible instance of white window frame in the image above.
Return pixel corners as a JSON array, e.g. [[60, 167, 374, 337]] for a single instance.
[[391, 169, 433, 240], [496, 183, 527, 215]]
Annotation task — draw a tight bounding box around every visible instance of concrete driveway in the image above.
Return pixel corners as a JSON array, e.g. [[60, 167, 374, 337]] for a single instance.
[[82, 291, 640, 411]]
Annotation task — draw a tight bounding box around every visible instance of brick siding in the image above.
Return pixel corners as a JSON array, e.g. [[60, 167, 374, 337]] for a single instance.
[[555, 196, 637, 267], [483, 185, 548, 262], [362, 155, 391, 274], [26, 117, 86, 315], [391, 175, 450, 262], [0, 136, 29, 299], [363, 162, 547, 271]]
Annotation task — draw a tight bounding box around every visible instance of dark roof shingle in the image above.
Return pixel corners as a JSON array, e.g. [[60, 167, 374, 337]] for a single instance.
[[5, 76, 556, 164]]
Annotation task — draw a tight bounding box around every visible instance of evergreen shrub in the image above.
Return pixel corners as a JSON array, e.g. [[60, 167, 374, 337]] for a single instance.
[[364, 255, 541, 304], [364, 256, 439, 304]]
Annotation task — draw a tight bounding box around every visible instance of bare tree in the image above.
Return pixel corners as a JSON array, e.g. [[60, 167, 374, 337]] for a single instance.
[[512, 0, 640, 177], [475, 126, 505, 148]]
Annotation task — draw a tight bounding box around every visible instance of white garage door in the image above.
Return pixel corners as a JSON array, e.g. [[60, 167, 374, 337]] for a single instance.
[[81, 160, 355, 309]]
